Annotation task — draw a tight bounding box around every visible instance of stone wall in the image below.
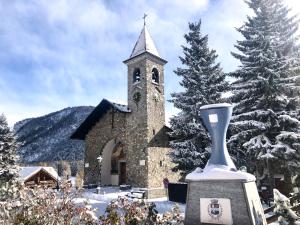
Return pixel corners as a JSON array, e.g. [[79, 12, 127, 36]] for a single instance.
[[145, 57, 165, 144], [146, 147, 180, 198], [124, 52, 180, 193], [84, 109, 127, 186], [83, 51, 180, 193], [147, 147, 180, 188], [125, 53, 167, 188], [125, 122, 149, 187], [125, 55, 149, 188]]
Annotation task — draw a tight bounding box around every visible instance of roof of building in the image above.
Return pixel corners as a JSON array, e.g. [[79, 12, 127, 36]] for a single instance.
[[70, 99, 131, 140], [130, 25, 160, 58], [124, 25, 166, 64], [19, 166, 58, 181]]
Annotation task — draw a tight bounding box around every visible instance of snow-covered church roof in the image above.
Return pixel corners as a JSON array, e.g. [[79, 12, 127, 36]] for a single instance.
[[71, 99, 131, 140], [130, 25, 160, 58]]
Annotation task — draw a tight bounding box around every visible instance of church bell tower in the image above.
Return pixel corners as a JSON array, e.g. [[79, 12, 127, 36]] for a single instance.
[[123, 21, 167, 188]]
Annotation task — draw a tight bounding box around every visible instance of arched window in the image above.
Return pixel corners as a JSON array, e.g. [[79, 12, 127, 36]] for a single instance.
[[133, 68, 141, 83], [152, 68, 159, 84]]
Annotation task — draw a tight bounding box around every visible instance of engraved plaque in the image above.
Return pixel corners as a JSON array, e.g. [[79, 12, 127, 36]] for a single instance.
[[200, 198, 233, 224]]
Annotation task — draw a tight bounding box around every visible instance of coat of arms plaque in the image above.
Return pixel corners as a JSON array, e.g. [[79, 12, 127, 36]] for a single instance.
[[200, 198, 233, 224]]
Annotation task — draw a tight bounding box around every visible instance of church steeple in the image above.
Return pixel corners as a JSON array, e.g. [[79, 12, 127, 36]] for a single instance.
[[129, 25, 160, 58], [122, 18, 171, 190], [123, 18, 167, 122]]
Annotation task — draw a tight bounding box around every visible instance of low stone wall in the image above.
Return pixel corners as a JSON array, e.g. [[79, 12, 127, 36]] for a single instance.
[[147, 187, 167, 199]]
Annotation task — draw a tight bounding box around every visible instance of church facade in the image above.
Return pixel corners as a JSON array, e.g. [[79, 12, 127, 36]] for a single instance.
[[71, 24, 180, 198]]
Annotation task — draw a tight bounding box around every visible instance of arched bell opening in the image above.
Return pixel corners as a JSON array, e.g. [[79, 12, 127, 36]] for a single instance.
[[151, 68, 159, 84], [133, 68, 141, 83]]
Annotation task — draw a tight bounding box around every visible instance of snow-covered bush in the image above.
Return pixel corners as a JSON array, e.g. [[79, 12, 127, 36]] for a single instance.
[[274, 189, 300, 225], [0, 181, 98, 225], [75, 170, 84, 189], [99, 197, 184, 225], [1, 181, 183, 225]]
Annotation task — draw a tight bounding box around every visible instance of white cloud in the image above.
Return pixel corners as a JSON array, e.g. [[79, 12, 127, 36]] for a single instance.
[[1, 0, 298, 126], [1, 0, 212, 126]]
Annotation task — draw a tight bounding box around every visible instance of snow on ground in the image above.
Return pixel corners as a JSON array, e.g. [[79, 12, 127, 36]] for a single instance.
[[74, 186, 185, 217], [75, 186, 279, 224], [146, 197, 185, 215]]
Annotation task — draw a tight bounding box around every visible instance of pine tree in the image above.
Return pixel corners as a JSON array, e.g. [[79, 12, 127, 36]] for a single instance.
[[0, 114, 19, 185], [169, 20, 229, 176], [229, 0, 300, 177]]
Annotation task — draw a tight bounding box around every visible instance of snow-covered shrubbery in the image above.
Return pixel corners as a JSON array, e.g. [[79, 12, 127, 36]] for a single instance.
[[0, 181, 183, 225], [99, 197, 183, 225], [274, 189, 300, 225], [0, 181, 98, 225]]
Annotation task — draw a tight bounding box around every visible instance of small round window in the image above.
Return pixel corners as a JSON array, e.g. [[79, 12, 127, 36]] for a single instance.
[[133, 68, 141, 83], [152, 68, 159, 84]]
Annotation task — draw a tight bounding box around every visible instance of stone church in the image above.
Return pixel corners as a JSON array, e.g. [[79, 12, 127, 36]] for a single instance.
[[71, 23, 179, 198]]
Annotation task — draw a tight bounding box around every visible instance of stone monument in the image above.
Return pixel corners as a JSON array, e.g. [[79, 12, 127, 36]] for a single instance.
[[185, 103, 267, 225]]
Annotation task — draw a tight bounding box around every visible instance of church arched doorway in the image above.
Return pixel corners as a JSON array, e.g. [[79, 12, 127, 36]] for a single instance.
[[100, 139, 126, 186]]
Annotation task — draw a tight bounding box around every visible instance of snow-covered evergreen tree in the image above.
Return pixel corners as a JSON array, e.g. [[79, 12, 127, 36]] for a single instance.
[[169, 20, 229, 175], [274, 189, 300, 225], [0, 114, 19, 185], [229, 0, 300, 175]]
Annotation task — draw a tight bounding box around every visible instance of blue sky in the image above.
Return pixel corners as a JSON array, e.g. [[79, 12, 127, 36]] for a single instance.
[[1, 0, 299, 126]]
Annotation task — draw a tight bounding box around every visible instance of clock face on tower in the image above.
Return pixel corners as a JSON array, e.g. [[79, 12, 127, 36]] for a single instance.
[[133, 92, 141, 104]]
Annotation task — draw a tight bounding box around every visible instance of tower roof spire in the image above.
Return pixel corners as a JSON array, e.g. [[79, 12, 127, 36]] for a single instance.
[[128, 16, 161, 59]]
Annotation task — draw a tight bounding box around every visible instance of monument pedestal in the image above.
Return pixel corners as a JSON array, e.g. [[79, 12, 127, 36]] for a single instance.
[[185, 179, 267, 225], [184, 103, 267, 224]]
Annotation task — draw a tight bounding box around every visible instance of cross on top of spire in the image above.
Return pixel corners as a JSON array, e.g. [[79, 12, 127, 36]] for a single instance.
[[124, 13, 167, 63], [143, 13, 147, 26]]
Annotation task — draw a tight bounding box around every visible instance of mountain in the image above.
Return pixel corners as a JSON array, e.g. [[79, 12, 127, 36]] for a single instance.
[[14, 106, 94, 163]]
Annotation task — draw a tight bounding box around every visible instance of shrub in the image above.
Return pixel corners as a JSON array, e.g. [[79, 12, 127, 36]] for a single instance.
[[99, 197, 184, 225], [0, 181, 183, 225], [273, 189, 300, 225], [75, 170, 84, 189], [0, 181, 98, 225]]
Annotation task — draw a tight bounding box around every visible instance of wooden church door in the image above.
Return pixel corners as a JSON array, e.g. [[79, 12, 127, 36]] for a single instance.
[[119, 162, 126, 185]]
